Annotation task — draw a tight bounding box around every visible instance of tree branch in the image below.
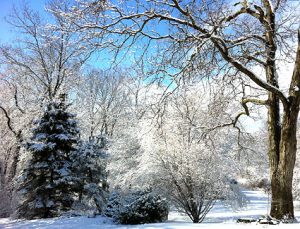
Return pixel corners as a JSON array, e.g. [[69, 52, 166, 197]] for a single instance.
[[0, 105, 19, 137]]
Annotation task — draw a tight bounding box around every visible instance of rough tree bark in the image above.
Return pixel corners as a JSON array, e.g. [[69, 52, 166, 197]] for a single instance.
[[269, 30, 300, 219]]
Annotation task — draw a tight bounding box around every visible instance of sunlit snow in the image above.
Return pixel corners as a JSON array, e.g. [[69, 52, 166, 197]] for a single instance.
[[1, 190, 300, 229]]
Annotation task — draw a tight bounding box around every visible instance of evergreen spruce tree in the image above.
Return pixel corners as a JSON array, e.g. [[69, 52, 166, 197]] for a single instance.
[[16, 94, 80, 219], [71, 136, 109, 215]]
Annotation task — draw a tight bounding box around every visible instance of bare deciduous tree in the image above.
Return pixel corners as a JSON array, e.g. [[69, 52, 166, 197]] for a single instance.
[[74, 68, 130, 139], [143, 82, 250, 223]]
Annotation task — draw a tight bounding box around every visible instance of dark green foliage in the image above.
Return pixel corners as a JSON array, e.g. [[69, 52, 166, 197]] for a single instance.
[[16, 96, 80, 219], [104, 192, 122, 218], [105, 189, 169, 225], [71, 137, 109, 214]]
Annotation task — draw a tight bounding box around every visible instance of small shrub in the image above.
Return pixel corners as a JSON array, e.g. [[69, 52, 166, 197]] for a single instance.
[[105, 189, 169, 224], [246, 178, 271, 192]]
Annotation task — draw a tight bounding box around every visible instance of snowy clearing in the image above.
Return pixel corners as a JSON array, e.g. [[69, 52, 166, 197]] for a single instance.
[[1, 190, 300, 229]]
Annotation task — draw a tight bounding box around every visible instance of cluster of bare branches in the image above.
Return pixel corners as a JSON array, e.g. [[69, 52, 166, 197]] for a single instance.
[[49, 0, 300, 220]]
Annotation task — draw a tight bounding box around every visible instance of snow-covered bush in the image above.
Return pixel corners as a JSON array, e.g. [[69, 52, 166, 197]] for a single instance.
[[138, 84, 244, 223], [246, 178, 271, 191], [154, 150, 221, 223], [104, 192, 122, 218], [105, 189, 169, 224]]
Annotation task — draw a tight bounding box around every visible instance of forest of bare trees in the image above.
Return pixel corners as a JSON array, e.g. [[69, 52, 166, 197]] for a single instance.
[[1, 0, 300, 226]]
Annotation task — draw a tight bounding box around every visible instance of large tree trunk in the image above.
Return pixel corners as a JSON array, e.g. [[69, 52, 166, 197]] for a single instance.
[[269, 30, 300, 220], [269, 109, 298, 220]]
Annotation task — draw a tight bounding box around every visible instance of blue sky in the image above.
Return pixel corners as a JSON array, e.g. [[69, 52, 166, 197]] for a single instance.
[[0, 0, 48, 43], [0, 0, 135, 69]]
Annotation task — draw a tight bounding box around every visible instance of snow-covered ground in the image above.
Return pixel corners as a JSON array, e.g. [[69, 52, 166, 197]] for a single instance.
[[1, 190, 300, 229]]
